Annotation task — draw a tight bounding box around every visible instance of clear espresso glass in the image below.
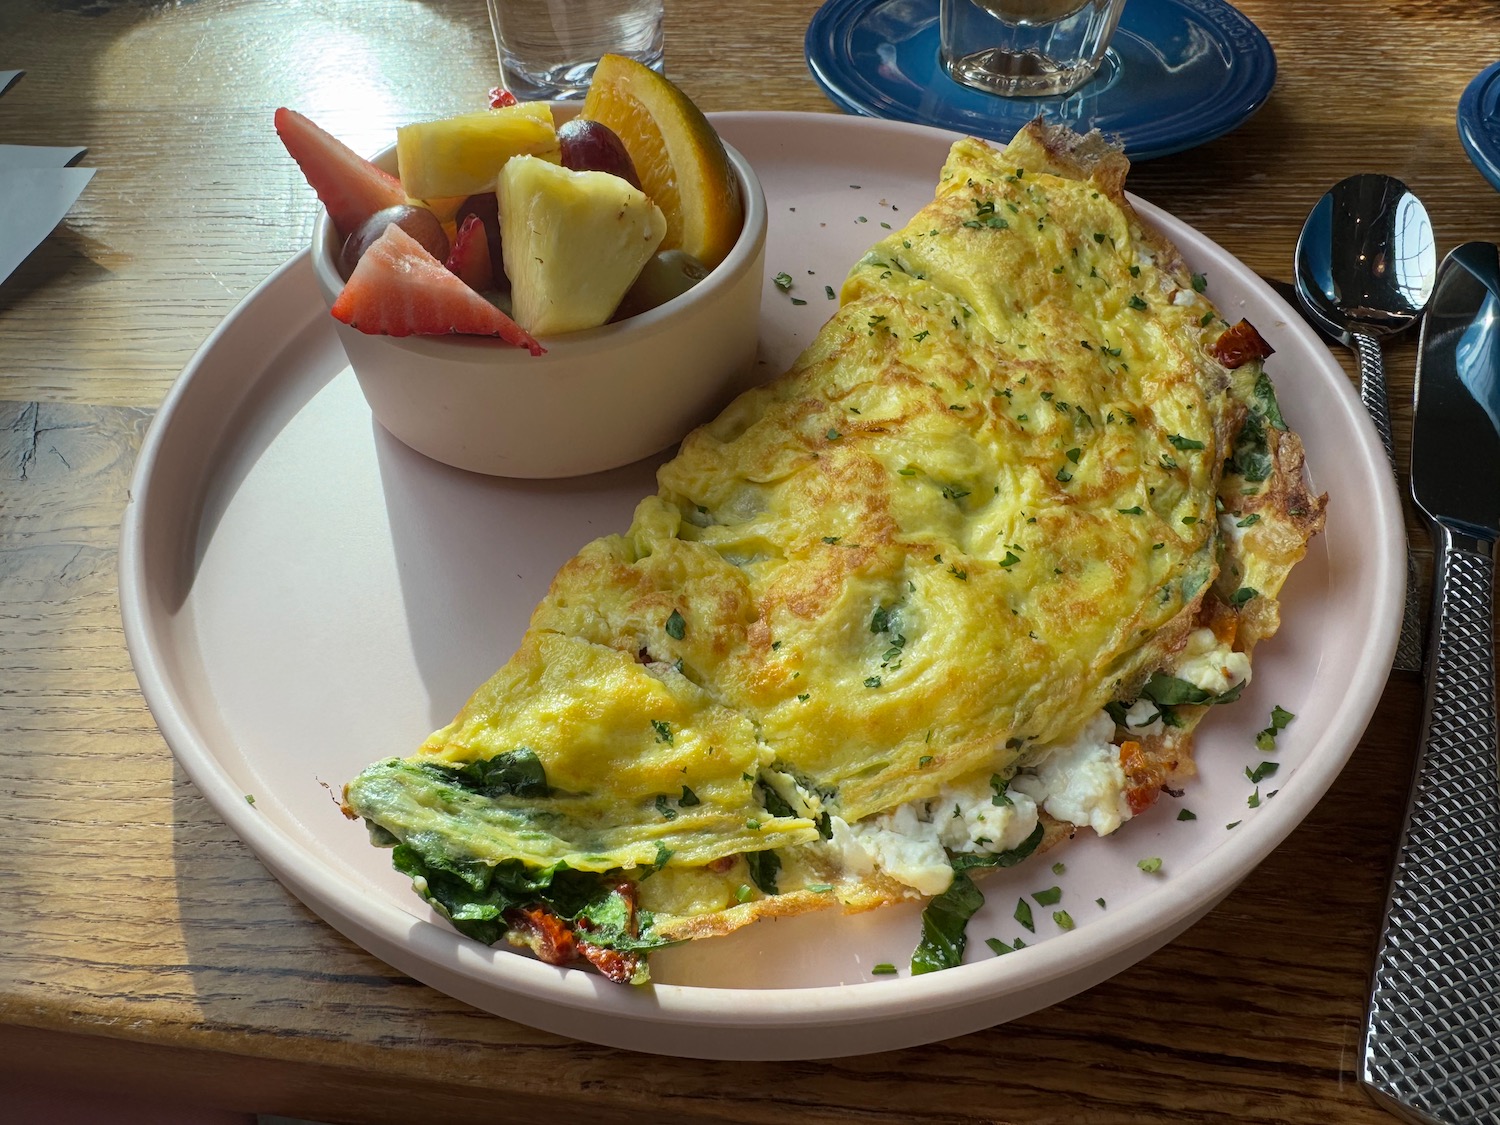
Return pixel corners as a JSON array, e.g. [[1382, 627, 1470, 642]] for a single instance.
[[487, 0, 665, 101], [940, 0, 1127, 97]]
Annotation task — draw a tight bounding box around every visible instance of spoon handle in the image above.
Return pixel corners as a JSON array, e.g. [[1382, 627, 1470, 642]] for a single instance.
[[1352, 331, 1425, 673], [1359, 527, 1500, 1123], [1353, 331, 1399, 466]]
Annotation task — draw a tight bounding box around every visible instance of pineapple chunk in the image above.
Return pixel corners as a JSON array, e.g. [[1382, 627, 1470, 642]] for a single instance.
[[499, 156, 667, 336], [397, 102, 559, 200]]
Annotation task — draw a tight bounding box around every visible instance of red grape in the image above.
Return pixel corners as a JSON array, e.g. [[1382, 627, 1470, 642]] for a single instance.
[[340, 204, 449, 278], [455, 193, 505, 290], [558, 118, 643, 190]]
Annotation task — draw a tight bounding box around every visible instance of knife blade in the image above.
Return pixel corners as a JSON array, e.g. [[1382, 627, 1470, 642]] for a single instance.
[[1359, 241, 1500, 1124]]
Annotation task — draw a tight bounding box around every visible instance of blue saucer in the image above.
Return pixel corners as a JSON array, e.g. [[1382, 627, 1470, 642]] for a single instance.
[[1459, 60, 1500, 192], [805, 0, 1277, 161]]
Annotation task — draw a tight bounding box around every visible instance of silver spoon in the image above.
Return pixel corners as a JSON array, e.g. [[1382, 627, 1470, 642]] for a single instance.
[[1294, 173, 1437, 672]]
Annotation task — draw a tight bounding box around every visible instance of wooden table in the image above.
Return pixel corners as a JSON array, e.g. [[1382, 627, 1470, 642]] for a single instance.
[[2, 0, 1497, 1120]]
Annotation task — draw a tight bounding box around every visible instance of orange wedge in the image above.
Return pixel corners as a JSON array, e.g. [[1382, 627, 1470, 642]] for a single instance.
[[581, 54, 743, 270]]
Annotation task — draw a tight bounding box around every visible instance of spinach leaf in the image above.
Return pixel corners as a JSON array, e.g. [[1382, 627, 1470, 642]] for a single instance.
[[1140, 671, 1244, 709], [1227, 413, 1272, 483], [1253, 372, 1287, 432], [745, 849, 781, 895], [1140, 672, 1214, 707], [424, 747, 551, 798], [911, 872, 983, 974], [758, 781, 796, 819], [910, 822, 1046, 974]]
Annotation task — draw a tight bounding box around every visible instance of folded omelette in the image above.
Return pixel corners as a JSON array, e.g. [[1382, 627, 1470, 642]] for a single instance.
[[342, 121, 1326, 983]]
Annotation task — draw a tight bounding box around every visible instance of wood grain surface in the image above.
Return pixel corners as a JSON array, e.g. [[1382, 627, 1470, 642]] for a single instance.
[[2, 0, 1498, 1121]]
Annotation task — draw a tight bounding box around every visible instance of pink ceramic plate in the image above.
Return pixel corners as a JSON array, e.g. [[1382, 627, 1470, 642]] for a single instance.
[[119, 112, 1400, 1060]]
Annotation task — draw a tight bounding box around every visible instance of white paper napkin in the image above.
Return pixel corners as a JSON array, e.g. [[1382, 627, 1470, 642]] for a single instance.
[[0, 70, 97, 286]]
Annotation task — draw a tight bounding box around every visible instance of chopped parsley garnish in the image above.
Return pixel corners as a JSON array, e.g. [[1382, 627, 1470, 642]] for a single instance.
[[651, 719, 673, 744], [1191, 272, 1208, 292], [985, 937, 1019, 956], [665, 609, 686, 640], [1177, 808, 1197, 821], [1127, 293, 1148, 310], [989, 773, 1012, 807], [678, 785, 700, 807], [1014, 898, 1035, 931], [1168, 434, 1205, 451], [1096, 897, 1107, 909], [1256, 704, 1296, 750], [1033, 886, 1063, 906], [1236, 513, 1262, 527], [1118, 505, 1144, 515], [773, 272, 792, 291], [864, 675, 882, 689], [1246, 760, 1280, 784], [654, 795, 678, 820]]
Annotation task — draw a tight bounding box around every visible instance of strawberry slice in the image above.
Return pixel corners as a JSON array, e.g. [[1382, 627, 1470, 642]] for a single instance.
[[444, 213, 496, 292], [275, 107, 407, 239], [331, 224, 544, 355]]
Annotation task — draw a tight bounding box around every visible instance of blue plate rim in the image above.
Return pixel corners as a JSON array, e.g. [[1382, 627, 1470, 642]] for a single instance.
[[1458, 59, 1500, 192], [804, 0, 1277, 161]]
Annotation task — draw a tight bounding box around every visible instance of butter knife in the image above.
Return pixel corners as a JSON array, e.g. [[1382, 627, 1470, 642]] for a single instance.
[[1359, 242, 1500, 1123]]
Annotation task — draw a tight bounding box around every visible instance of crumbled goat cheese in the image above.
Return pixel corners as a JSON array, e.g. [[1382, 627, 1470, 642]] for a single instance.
[[1010, 710, 1131, 836], [1122, 698, 1165, 737], [1174, 626, 1251, 696], [831, 709, 1131, 894]]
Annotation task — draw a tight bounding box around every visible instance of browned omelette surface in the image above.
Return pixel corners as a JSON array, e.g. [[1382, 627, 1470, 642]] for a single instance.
[[342, 122, 1326, 979]]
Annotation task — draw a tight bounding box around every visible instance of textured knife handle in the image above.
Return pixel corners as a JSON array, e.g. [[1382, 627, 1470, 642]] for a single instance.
[[1351, 332, 1424, 672], [1360, 529, 1500, 1123]]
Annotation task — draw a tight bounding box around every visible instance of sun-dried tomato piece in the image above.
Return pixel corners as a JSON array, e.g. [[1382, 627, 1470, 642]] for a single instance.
[[509, 905, 577, 965], [577, 940, 643, 984], [1118, 739, 1167, 816], [1209, 319, 1274, 369]]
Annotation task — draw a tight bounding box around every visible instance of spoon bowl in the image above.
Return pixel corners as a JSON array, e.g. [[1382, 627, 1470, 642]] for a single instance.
[[1295, 173, 1437, 346], [1293, 173, 1437, 673]]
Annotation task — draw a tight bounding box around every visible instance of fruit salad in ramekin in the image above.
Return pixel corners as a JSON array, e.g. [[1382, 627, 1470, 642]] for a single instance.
[[275, 56, 768, 479]]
